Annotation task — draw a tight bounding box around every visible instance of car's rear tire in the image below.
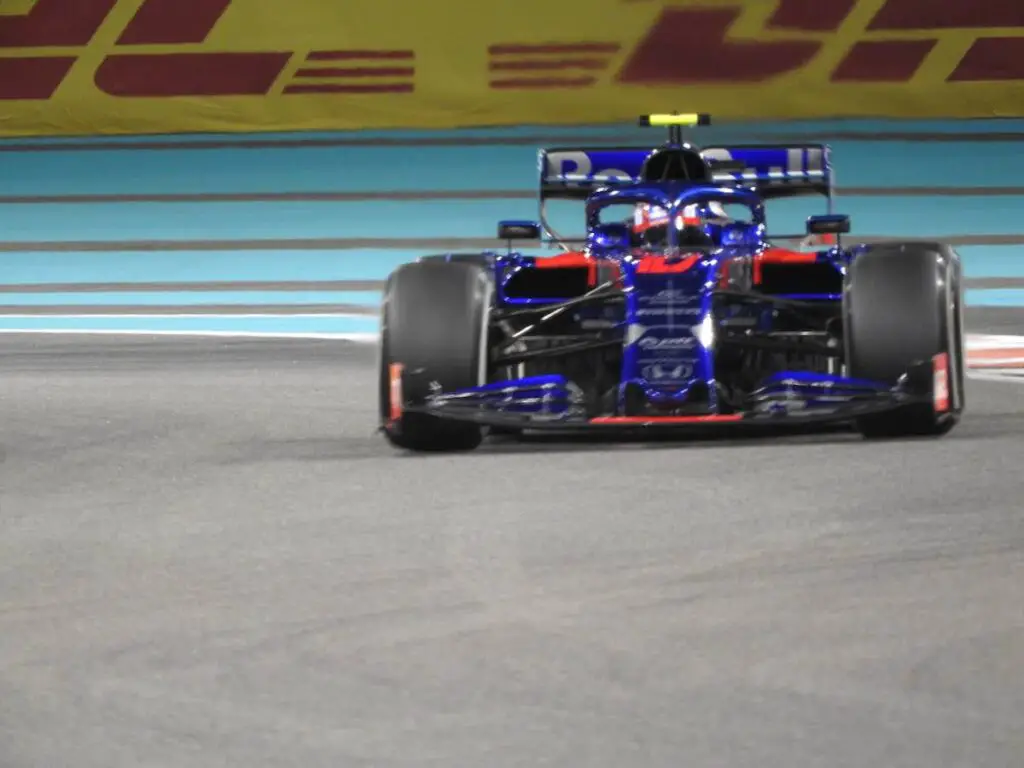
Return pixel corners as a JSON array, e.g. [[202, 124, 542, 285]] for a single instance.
[[843, 242, 965, 438], [378, 261, 492, 452]]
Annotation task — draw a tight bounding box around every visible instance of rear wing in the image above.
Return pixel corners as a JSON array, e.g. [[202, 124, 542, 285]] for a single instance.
[[538, 144, 833, 202]]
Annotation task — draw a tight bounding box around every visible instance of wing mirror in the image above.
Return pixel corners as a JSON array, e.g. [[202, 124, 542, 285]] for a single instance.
[[806, 214, 850, 235], [497, 220, 541, 240]]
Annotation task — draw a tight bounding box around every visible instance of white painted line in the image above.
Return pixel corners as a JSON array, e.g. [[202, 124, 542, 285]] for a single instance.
[[0, 329, 379, 341], [0, 331, 1018, 352], [968, 371, 1024, 384], [0, 313, 378, 320], [969, 359, 1024, 368], [966, 334, 1024, 350]]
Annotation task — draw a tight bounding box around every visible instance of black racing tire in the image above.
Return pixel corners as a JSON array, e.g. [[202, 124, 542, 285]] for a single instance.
[[378, 260, 492, 452], [843, 241, 965, 439], [418, 253, 494, 266], [417, 253, 523, 440]]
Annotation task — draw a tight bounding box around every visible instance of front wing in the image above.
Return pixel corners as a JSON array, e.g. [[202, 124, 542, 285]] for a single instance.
[[392, 358, 947, 435]]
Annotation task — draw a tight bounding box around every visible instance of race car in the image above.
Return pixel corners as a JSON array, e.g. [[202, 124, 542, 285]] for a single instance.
[[378, 113, 965, 452]]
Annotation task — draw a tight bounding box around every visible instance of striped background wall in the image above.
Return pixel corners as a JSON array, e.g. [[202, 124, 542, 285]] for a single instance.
[[2, 118, 1023, 336]]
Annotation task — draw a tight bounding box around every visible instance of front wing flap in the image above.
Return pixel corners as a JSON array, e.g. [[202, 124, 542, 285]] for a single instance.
[[393, 359, 943, 434]]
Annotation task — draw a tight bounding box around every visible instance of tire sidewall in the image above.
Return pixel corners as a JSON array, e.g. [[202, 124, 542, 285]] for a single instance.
[[843, 242, 965, 433], [377, 262, 493, 446]]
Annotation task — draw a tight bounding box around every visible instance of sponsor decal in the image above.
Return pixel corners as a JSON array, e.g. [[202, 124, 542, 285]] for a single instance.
[[488, 41, 620, 90], [756, 399, 809, 414], [616, 0, 1024, 86], [3, 0, 1022, 136], [0, 0, 417, 101], [636, 307, 703, 318], [640, 288, 701, 306], [638, 336, 696, 351]]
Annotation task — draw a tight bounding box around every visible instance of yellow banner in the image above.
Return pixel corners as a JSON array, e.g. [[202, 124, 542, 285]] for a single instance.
[[1, 0, 1023, 136]]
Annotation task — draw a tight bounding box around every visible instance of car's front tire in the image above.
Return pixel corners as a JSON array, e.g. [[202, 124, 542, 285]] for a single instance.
[[843, 242, 965, 438], [378, 261, 492, 452]]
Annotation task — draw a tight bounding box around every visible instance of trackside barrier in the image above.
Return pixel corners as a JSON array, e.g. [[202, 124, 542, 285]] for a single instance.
[[0, 0, 1022, 136]]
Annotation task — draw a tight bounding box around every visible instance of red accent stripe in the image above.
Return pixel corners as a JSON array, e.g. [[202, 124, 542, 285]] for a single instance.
[[490, 58, 608, 71], [758, 250, 819, 264], [490, 76, 596, 89], [533, 253, 591, 268], [532, 252, 598, 284], [590, 415, 744, 424], [306, 50, 414, 61], [388, 362, 403, 423], [283, 83, 414, 94], [635, 255, 701, 274], [489, 42, 621, 55], [293, 66, 414, 78]]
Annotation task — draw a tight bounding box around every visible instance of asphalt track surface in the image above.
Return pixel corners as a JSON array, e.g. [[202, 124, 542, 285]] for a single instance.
[[3, 310, 1024, 768]]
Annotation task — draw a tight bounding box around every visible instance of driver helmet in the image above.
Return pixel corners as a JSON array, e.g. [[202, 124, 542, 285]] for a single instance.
[[632, 200, 732, 245]]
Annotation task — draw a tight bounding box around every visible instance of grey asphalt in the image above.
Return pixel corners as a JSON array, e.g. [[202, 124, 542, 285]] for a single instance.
[[2, 320, 1024, 768]]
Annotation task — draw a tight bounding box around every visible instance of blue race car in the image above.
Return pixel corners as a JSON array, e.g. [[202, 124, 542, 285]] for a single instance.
[[378, 113, 965, 452]]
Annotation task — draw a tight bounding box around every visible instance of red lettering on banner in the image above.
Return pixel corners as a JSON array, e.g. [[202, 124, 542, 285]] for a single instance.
[[831, 39, 936, 81], [96, 0, 292, 97], [0, 57, 76, 99], [948, 38, 1024, 81], [285, 49, 416, 94], [617, 7, 822, 84], [489, 41, 614, 90], [95, 53, 291, 96], [0, 0, 116, 47], [767, 0, 858, 32], [117, 0, 232, 45], [868, 0, 1024, 30]]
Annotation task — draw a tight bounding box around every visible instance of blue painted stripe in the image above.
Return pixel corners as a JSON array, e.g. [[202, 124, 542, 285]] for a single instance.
[[0, 288, 1020, 337], [957, 246, 1024, 278], [2, 289, 1014, 309], [0, 249, 431, 283], [0, 287, 1017, 309], [4, 137, 1023, 196], [829, 141, 1024, 188], [0, 199, 537, 241], [0, 291, 381, 306], [965, 289, 1024, 306], [0, 314, 380, 334], [2, 194, 1022, 243], [0, 244, 1020, 288], [767, 195, 1024, 238], [0, 146, 543, 196], [6, 118, 1024, 146]]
